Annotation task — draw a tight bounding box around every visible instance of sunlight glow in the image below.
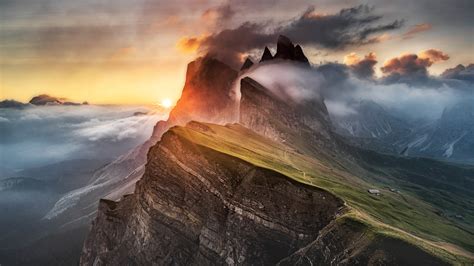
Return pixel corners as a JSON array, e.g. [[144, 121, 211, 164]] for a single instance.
[[160, 98, 173, 108]]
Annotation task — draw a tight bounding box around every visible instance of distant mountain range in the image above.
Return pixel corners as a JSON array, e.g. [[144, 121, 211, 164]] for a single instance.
[[0, 94, 88, 108], [331, 99, 474, 164]]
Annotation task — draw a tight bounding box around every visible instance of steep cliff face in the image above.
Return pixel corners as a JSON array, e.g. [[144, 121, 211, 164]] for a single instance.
[[80, 127, 344, 265], [80, 123, 451, 265], [42, 57, 239, 228], [239, 77, 335, 157], [278, 218, 448, 266], [165, 57, 239, 128]]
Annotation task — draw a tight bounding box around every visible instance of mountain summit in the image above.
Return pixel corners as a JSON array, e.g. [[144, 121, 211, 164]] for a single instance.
[[255, 36, 310, 67], [274, 35, 310, 64]]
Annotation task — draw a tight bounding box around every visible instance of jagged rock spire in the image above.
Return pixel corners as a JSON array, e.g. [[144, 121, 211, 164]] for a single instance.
[[294, 45, 309, 64], [260, 47, 273, 62], [240, 57, 254, 71], [274, 35, 294, 60], [273, 35, 309, 65]]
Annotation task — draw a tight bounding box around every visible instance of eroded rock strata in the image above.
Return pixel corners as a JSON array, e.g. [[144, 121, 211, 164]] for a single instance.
[[80, 129, 344, 265], [80, 124, 448, 265]]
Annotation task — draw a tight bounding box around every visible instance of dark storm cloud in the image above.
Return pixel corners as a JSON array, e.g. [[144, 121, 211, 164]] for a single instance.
[[196, 22, 274, 67], [282, 6, 402, 48], [185, 5, 403, 67]]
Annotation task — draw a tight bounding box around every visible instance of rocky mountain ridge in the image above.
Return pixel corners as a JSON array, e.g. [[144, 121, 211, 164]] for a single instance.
[[241, 35, 310, 71], [80, 121, 451, 265], [0, 94, 88, 108], [81, 126, 346, 265], [331, 99, 474, 164], [80, 36, 473, 265]]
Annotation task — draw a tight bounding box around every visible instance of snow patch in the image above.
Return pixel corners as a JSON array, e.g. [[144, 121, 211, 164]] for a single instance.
[[442, 132, 467, 157]]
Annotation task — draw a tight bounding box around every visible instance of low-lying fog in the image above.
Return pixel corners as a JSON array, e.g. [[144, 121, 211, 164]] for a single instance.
[[238, 61, 474, 121], [0, 105, 164, 176]]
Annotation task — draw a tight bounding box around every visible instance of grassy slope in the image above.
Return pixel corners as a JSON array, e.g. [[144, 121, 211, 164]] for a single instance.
[[171, 122, 474, 264]]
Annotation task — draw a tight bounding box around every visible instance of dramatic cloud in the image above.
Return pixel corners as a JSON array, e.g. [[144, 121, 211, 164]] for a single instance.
[[0, 105, 164, 171], [182, 5, 403, 67], [402, 23, 432, 39], [192, 22, 273, 66], [238, 60, 473, 122], [177, 35, 209, 53], [282, 6, 402, 48], [344, 52, 378, 79], [380, 49, 450, 84], [235, 61, 324, 103], [382, 54, 430, 76], [418, 49, 450, 62]]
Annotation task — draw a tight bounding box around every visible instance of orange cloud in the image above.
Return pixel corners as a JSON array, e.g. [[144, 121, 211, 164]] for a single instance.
[[176, 35, 207, 54], [343, 52, 360, 65], [418, 49, 449, 62], [344, 52, 376, 65], [381, 49, 449, 75], [402, 23, 432, 39], [344, 52, 378, 78]]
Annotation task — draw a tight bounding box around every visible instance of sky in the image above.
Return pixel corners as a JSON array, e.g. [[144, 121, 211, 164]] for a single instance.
[[1, 0, 473, 104]]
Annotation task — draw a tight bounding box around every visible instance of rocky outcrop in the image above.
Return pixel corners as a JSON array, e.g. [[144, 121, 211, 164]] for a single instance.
[[239, 77, 333, 148], [240, 58, 254, 71], [273, 35, 310, 65], [278, 218, 448, 265], [260, 47, 274, 62], [258, 37, 310, 65], [80, 127, 345, 265], [152, 56, 238, 139], [80, 123, 450, 265]]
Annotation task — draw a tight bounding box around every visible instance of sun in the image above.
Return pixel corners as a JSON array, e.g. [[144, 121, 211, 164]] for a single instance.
[[160, 98, 173, 109]]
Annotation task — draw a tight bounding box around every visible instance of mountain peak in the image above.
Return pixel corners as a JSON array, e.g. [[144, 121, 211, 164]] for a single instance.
[[275, 35, 294, 58], [260, 46, 274, 62], [239, 77, 332, 144], [29, 94, 62, 105], [240, 57, 254, 71], [294, 44, 310, 64], [28, 94, 87, 106], [260, 35, 310, 65], [153, 56, 238, 138], [0, 99, 29, 109]]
